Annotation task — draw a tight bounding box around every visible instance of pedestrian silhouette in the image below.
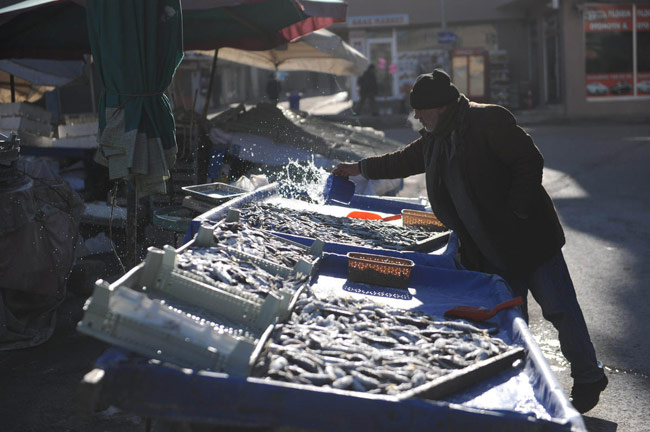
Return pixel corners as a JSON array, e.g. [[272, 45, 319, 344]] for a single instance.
[[266, 73, 281, 104], [355, 64, 378, 115]]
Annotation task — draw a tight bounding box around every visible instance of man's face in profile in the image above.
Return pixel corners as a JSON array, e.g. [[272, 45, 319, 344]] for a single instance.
[[413, 106, 447, 132]]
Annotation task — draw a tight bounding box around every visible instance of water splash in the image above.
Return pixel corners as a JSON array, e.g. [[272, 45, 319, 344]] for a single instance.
[[274, 156, 330, 204]]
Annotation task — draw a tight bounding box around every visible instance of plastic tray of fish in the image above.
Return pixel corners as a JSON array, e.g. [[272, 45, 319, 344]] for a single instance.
[[251, 288, 524, 399], [78, 259, 279, 376], [236, 203, 448, 251], [127, 243, 310, 336], [191, 219, 324, 279], [182, 182, 248, 205], [177, 245, 312, 299]]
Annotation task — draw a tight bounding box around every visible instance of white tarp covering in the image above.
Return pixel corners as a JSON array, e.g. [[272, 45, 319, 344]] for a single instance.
[[194, 29, 368, 76], [0, 59, 85, 103]]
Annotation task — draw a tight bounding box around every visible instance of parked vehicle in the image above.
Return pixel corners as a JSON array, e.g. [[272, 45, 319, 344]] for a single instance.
[[609, 81, 632, 95], [637, 80, 650, 94], [586, 82, 608, 95]]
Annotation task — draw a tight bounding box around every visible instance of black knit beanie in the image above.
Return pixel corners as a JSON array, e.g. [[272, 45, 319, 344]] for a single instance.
[[409, 69, 460, 109]]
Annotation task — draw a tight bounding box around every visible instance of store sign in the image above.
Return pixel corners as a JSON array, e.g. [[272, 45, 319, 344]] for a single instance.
[[437, 30, 458, 44], [637, 5, 650, 31], [584, 4, 633, 32], [453, 48, 483, 56], [347, 14, 409, 28]]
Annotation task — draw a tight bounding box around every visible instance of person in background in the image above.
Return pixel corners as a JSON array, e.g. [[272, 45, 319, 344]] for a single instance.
[[332, 68, 607, 414], [354, 64, 378, 116], [266, 73, 281, 104]]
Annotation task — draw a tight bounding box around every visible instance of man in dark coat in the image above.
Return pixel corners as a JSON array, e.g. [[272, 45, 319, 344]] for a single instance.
[[354, 64, 378, 115], [332, 69, 607, 413]]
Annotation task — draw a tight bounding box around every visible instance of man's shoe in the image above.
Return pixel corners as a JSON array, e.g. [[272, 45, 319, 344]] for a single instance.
[[570, 374, 608, 413]]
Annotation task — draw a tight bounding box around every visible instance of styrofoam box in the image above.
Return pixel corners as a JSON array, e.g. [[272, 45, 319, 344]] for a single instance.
[[0, 102, 52, 123]]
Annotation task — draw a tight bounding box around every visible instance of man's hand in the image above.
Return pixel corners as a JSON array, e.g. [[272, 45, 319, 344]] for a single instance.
[[332, 162, 361, 178]]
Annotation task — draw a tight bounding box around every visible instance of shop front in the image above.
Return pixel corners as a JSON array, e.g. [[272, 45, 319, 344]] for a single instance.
[[583, 3, 650, 100], [343, 13, 502, 113], [562, 1, 650, 117]]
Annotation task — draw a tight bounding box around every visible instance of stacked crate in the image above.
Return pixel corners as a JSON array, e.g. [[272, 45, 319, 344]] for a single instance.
[[0, 102, 53, 147]]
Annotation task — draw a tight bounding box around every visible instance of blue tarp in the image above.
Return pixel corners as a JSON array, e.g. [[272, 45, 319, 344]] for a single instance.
[[89, 183, 585, 431]]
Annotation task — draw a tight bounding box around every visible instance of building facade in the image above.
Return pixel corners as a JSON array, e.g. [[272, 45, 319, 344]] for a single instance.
[[333, 0, 650, 118]]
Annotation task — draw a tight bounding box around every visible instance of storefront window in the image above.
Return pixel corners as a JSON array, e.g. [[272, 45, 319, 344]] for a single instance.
[[584, 4, 648, 99], [369, 41, 394, 98], [637, 6, 650, 95], [452, 49, 486, 101], [469, 55, 485, 97], [395, 28, 450, 97], [452, 56, 468, 94]]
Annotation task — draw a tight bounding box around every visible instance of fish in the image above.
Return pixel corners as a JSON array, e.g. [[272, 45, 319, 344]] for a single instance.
[[237, 203, 437, 250], [251, 288, 514, 395]]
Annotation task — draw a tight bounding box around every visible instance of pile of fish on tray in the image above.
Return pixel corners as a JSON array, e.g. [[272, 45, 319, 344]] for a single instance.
[[238, 203, 438, 250], [252, 290, 513, 395], [177, 221, 311, 299]]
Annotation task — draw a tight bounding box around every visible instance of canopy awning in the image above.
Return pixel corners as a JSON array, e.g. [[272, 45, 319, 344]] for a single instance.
[[0, 0, 347, 60], [202, 28, 368, 77]]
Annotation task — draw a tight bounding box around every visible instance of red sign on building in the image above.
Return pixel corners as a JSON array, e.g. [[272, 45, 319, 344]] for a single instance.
[[584, 4, 633, 32]]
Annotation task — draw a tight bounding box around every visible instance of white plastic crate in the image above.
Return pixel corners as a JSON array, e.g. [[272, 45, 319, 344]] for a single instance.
[[77, 279, 259, 375]]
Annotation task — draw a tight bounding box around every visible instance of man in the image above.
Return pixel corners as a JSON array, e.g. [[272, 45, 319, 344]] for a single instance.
[[332, 69, 607, 413], [266, 73, 281, 104], [354, 64, 378, 116]]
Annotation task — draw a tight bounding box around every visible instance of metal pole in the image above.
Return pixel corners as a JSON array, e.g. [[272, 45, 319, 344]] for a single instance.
[[10, 74, 15, 102], [440, 0, 446, 30], [88, 60, 96, 114], [202, 49, 219, 119], [126, 184, 138, 269]]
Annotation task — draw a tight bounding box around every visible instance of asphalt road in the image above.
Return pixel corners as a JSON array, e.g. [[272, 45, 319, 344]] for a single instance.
[[387, 120, 650, 432], [1, 118, 648, 432], [524, 121, 650, 432]]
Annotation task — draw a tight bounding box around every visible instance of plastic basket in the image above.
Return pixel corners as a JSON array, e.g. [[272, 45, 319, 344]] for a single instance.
[[347, 252, 414, 289], [153, 206, 194, 233], [401, 209, 446, 231]]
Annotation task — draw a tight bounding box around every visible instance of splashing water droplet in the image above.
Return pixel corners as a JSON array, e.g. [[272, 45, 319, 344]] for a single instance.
[[274, 156, 330, 204]]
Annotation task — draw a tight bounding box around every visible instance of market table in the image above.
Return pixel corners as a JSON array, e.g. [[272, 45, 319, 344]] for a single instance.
[[78, 182, 586, 431]]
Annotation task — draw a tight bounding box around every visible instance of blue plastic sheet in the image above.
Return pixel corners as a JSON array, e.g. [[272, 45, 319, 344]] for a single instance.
[[312, 256, 582, 427]]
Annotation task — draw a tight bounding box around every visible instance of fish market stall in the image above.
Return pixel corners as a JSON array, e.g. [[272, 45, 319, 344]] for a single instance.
[[78, 181, 586, 432]]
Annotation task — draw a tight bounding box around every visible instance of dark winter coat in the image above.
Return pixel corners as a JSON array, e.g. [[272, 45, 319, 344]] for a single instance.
[[359, 101, 565, 275]]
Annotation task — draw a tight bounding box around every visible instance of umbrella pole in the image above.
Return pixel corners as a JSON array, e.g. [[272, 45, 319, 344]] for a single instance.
[[87, 62, 96, 114], [10, 74, 15, 103], [202, 49, 219, 119], [126, 184, 138, 269]]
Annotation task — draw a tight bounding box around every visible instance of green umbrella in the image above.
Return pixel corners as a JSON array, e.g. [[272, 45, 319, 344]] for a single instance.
[[86, 0, 183, 197]]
